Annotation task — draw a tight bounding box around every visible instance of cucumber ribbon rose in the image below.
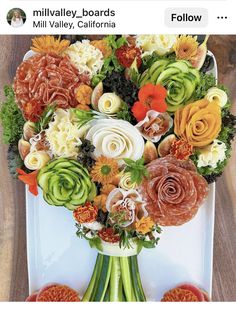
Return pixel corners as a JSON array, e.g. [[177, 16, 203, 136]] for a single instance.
[[37, 158, 96, 210]]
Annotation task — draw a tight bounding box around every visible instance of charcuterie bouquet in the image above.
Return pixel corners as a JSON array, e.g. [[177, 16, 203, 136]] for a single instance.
[[1, 34, 236, 302]]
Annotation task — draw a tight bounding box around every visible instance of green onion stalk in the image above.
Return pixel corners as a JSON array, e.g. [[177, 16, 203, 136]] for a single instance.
[[82, 253, 146, 302]]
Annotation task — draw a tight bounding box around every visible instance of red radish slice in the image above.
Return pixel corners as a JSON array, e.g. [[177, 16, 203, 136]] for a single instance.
[[177, 284, 205, 301], [25, 292, 38, 302]]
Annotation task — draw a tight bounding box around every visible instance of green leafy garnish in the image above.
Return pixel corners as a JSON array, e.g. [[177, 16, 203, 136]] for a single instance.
[[91, 35, 127, 87], [35, 104, 56, 133], [116, 102, 132, 122], [193, 73, 216, 100], [124, 158, 148, 185], [0, 85, 25, 144]]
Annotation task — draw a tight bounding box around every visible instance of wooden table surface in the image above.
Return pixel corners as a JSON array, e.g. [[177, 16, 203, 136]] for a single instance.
[[0, 35, 236, 301]]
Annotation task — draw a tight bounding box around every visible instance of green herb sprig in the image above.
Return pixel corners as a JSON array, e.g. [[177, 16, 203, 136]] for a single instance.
[[124, 158, 148, 185], [91, 35, 127, 87]]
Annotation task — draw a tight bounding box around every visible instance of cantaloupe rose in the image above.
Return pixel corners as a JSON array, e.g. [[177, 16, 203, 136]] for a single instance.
[[174, 99, 221, 147]]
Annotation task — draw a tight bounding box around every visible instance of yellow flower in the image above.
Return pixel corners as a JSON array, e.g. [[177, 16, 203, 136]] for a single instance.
[[75, 84, 93, 105], [174, 35, 198, 61], [31, 35, 70, 55], [90, 156, 119, 185], [135, 217, 154, 234]]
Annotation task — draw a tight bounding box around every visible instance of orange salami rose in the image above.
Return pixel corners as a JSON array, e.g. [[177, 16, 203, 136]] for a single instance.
[[73, 202, 98, 223], [174, 99, 221, 147]]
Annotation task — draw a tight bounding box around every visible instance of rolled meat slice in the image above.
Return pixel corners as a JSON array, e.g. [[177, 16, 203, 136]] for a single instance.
[[139, 155, 209, 226]]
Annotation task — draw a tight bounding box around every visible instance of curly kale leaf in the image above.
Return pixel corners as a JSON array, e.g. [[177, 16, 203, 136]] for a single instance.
[[0, 85, 25, 144], [193, 73, 216, 100]]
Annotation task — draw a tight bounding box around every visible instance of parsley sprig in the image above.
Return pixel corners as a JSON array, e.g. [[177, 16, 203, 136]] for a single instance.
[[124, 158, 148, 185]]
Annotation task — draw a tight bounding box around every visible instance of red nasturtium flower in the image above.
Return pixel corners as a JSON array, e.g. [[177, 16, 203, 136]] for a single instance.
[[73, 202, 98, 224], [98, 227, 120, 243], [23, 99, 44, 122], [115, 45, 142, 68], [132, 83, 167, 121], [170, 138, 193, 160], [17, 168, 38, 196]]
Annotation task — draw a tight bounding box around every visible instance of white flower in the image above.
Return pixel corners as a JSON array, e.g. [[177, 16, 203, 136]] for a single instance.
[[205, 87, 228, 108], [197, 139, 227, 169], [136, 35, 178, 57], [98, 93, 122, 115], [86, 119, 144, 164], [63, 40, 104, 78], [45, 109, 85, 158], [24, 150, 50, 170]]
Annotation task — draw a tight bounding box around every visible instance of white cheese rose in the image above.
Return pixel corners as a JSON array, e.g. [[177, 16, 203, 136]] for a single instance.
[[205, 87, 228, 108], [98, 93, 122, 115], [136, 35, 178, 57], [24, 150, 50, 170], [119, 172, 137, 190], [86, 119, 144, 163], [197, 139, 227, 169]]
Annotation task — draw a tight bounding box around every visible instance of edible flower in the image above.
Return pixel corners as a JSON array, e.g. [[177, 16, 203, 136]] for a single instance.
[[115, 45, 142, 68], [73, 202, 98, 224], [23, 99, 44, 122], [17, 168, 38, 196], [170, 138, 193, 160], [93, 194, 108, 213], [75, 84, 93, 105], [135, 217, 154, 234], [98, 227, 120, 243], [132, 84, 167, 121], [90, 156, 119, 184], [31, 35, 70, 55], [174, 35, 198, 61]]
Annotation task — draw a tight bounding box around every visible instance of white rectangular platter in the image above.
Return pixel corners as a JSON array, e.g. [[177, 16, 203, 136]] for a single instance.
[[26, 52, 217, 301]]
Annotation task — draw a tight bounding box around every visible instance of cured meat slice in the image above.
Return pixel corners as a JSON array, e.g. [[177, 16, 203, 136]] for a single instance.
[[13, 53, 90, 119], [139, 155, 209, 226]]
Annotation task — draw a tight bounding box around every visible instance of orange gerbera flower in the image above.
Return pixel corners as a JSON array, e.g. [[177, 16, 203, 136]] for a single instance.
[[17, 168, 38, 196], [170, 138, 193, 160], [31, 35, 70, 55], [174, 35, 198, 61], [73, 202, 98, 224], [135, 216, 154, 234], [132, 83, 167, 121], [90, 156, 119, 185]]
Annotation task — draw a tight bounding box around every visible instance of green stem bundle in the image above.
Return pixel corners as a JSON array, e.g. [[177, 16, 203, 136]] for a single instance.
[[82, 253, 146, 302]]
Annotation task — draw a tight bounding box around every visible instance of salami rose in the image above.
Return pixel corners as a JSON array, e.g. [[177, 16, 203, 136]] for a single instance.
[[139, 155, 209, 226], [13, 53, 90, 117]]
